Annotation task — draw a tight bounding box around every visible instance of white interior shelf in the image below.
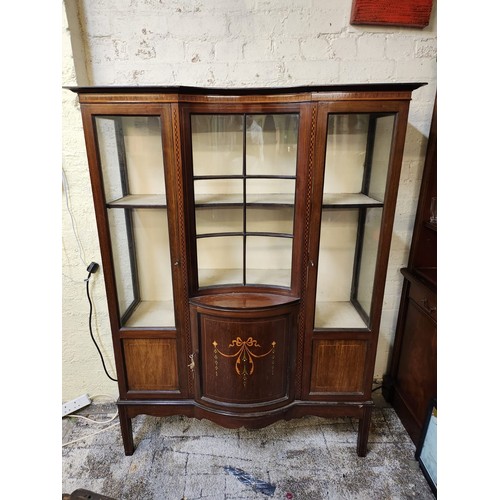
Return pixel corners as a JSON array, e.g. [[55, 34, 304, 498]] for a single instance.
[[198, 268, 291, 288], [195, 193, 296, 205], [108, 194, 167, 207], [314, 301, 368, 329], [124, 300, 176, 328], [322, 193, 383, 207], [194, 193, 382, 207]]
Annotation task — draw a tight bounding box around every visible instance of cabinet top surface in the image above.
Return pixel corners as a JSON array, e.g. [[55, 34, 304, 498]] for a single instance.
[[66, 82, 426, 95]]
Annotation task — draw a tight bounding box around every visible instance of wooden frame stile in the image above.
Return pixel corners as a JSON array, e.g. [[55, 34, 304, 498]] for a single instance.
[[159, 102, 190, 402], [292, 100, 316, 400]]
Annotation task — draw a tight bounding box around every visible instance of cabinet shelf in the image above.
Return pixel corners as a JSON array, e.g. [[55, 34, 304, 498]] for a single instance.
[[198, 268, 291, 288], [194, 192, 383, 208], [315, 301, 368, 329], [107, 194, 167, 208], [195, 193, 296, 206], [193, 174, 296, 181], [123, 300, 176, 328], [322, 193, 383, 208], [197, 231, 293, 239]]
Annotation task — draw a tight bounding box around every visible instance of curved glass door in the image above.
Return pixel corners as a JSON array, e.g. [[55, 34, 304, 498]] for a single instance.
[[191, 113, 299, 289]]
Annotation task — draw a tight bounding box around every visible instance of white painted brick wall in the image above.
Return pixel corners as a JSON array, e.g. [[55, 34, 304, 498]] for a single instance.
[[62, 0, 437, 400]]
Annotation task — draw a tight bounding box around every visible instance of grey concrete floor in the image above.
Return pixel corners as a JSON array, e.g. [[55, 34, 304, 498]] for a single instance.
[[62, 391, 435, 499]]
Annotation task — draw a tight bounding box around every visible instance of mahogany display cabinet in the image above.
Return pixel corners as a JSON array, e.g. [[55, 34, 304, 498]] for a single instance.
[[68, 83, 425, 456]]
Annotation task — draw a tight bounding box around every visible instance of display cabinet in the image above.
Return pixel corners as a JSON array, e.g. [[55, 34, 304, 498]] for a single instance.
[[69, 84, 424, 456], [383, 98, 437, 444]]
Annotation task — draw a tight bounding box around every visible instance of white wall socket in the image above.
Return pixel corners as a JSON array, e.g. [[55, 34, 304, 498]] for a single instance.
[[62, 394, 92, 417]]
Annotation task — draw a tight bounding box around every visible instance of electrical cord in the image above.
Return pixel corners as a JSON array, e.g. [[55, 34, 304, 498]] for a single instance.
[[62, 168, 87, 268], [65, 394, 118, 424], [62, 395, 119, 447], [66, 413, 118, 424], [85, 266, 118, 382], [62, 423, 120, 448]]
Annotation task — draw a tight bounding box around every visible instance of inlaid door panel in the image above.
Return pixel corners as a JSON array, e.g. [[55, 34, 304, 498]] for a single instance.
[[309, 340, 367, 395], [123, 338, 179, 393], [190, 298, 298, 409]]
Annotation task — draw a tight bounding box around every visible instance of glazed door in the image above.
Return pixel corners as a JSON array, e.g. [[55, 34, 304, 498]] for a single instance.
[[181, 103, 312, 296], [82, 104, 186, 398], [305, 100, 410, 398]]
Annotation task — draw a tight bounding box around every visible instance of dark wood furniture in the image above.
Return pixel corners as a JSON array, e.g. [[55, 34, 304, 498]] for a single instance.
[[69, 84, 424, 456], [383, 98, 437, 445]]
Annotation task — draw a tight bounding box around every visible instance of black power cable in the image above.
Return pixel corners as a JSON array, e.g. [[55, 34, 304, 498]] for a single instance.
[[85, 263, 117, 382]]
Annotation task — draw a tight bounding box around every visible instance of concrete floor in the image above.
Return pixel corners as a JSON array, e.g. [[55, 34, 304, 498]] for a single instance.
[[62, 391, 435, 499]]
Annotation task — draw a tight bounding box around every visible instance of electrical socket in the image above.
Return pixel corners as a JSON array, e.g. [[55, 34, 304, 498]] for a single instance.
[[62, 394, 92, 417]]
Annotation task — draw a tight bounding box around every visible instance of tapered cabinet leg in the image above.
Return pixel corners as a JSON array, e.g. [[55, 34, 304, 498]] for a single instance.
[[356, 406, 373, 457], [118, 406, 135, 456]]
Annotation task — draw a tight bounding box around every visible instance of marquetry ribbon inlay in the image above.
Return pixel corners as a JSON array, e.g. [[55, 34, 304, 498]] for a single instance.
[[213, 337, 276, 387]]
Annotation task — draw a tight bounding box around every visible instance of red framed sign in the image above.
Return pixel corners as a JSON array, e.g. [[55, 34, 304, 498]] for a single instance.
[[350, 0, 433, 28]]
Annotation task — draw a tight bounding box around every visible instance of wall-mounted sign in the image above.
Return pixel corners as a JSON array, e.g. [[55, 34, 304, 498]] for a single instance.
[[350, 0, 433, 28]]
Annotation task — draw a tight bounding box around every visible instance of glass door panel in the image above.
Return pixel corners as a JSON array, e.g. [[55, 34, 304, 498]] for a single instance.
[[246, 178, 295, 205], [367, 115, 395, 202], [193, 179, 243, 205], [246, 114, 299, 176], [246, 207, 294, 234], [314, 111, 396, 329], [353, 207, 383, 319], [95, 115, 175, 328], [314, 210, 365, 328], [322, 113, 395, 204], [191, 112, 299, 290], [197, 236, 244, 287], [107, 208, 136, 320], [323, 114, 369, 195], [191, 115, 243, 176], [246, 236, 292, 287], [95, 116, 165, 206], [196, 207, 243, 235], [108, 208, 175, 327]]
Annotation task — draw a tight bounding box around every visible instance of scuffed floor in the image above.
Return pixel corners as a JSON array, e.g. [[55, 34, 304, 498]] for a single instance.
[[62, 395, 435, 499]]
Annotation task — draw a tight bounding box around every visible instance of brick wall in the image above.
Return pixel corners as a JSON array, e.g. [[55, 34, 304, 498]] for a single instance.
[[62, 0, 437, 400]]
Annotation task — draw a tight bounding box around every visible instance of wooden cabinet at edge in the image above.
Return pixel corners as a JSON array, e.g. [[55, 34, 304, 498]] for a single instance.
[[70, 84, 424, 456], [383, 98, 437, 445]]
